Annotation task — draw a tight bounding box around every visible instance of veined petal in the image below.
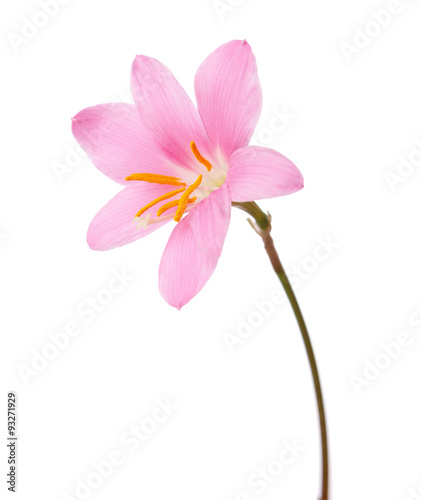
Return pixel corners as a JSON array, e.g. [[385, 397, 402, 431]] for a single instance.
[[87, 184, 177, 251], [72, 103, 177, 184], [131, 56, 212, 172], [226, 146, 304, 201], [195, 40, 262, 164], [188, 183, 231, 256], [158, 187, 231, 309]]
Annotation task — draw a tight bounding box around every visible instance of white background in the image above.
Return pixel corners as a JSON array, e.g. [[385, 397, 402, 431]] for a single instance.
[[1, 0, 421, 499]]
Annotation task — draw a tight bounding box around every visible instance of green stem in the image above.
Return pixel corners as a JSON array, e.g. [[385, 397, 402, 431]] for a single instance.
[[233, 202, 329, 500]]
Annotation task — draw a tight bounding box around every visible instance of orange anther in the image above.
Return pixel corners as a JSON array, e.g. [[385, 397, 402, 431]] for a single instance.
[[135, 187, 185, 218], [174, 175, 202, 222], [157, 196, 197, 217], [190, 142, 213, 172], [125, 173, 186, 187]]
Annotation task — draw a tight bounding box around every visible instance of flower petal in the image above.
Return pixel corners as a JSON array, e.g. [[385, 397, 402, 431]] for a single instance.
[[195, 40, 262, 164], [72, 103, 177, 184], [87, 184, 177, 251], [131, 56, 212, 172], [158, 185, 231, 309], [188, 183, 231, 256], [226, 146, 304, 201]]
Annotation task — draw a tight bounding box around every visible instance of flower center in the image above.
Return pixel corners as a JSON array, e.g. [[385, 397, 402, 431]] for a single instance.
[[125, 141, 215, 227]]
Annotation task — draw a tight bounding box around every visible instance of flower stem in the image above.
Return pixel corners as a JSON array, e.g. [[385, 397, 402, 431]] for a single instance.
[[233, 201, 329, 500]]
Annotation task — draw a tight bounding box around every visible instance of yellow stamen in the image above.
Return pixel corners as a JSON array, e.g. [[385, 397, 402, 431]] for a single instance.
[[125, 173, 186, 187], [174, 175, 202, 222], [135, 187, 185, 218], [190, 141, 213, 172], [157, 196, 197, 217]]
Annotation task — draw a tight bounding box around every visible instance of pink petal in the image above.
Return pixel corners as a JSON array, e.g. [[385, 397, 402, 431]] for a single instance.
[[194, 40, 262, 164], [189, 183, 231, 256], [131, 56, 212, 172], [72, 103, 176, 184], [158, 185, 231, 309], [226, 146, 304, 201], [87, 184, 177, 251]]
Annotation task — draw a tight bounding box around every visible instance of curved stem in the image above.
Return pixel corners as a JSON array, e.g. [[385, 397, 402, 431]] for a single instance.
[[233, 202, 329, 500]]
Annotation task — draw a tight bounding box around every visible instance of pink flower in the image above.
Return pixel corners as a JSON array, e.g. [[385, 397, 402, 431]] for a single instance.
[[72, 40, 303, 309]]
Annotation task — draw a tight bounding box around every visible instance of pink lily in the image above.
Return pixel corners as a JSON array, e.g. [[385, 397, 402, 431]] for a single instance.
[[72, 40, 303, 309]]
